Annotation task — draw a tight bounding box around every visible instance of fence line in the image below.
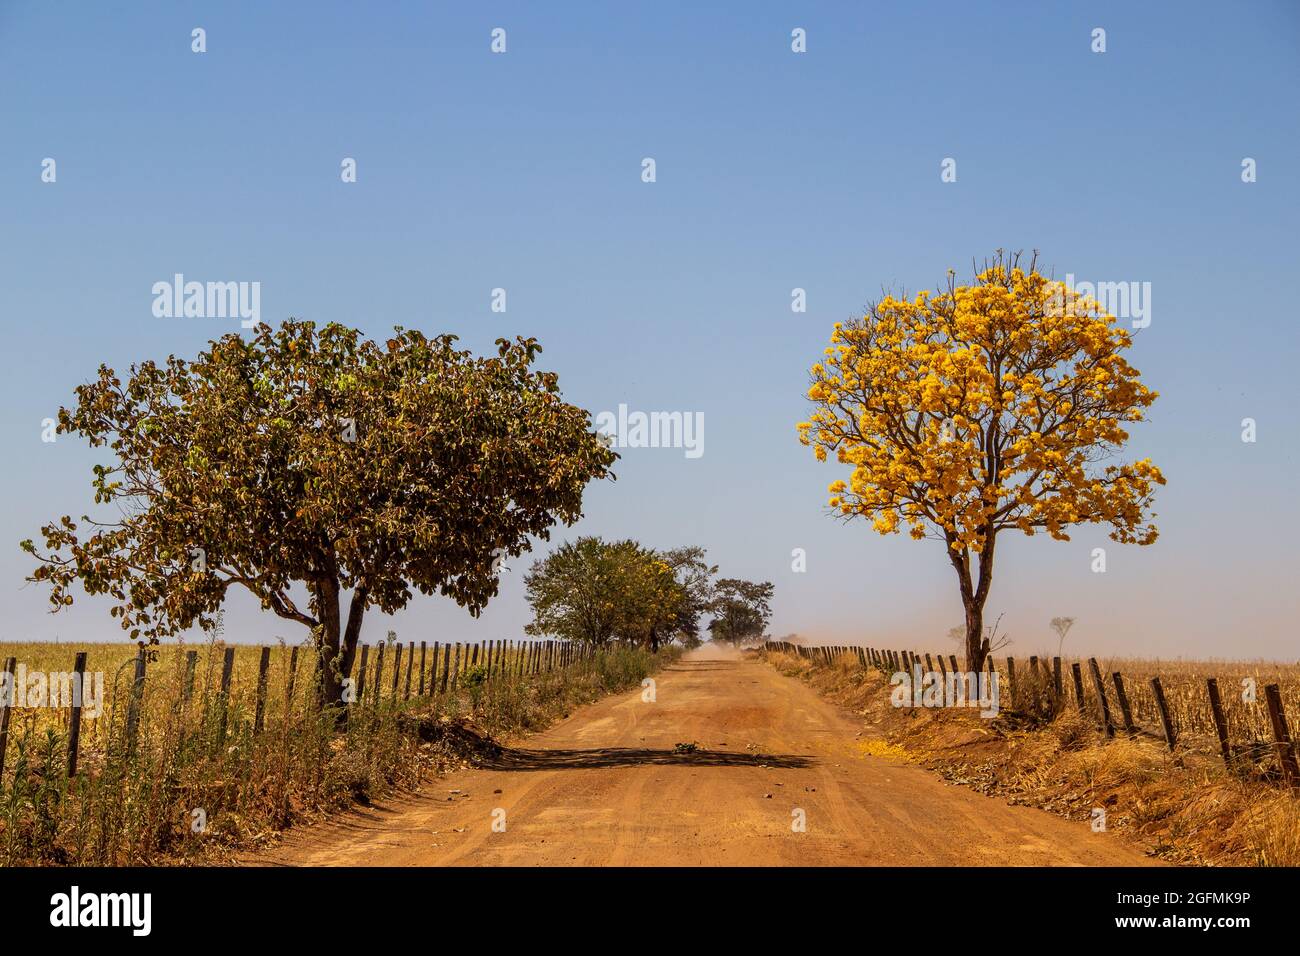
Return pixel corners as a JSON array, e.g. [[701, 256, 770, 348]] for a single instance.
[[0, 637, 597, 790], [763, 640, 1300, 789]]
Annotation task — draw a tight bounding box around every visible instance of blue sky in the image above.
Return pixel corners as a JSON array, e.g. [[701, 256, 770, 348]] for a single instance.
[[2, 1, 1298, 658]]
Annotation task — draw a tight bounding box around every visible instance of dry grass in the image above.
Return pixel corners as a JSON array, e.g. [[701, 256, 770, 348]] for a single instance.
[[764, 647, 1300, 866], [987, 654, 1300, 775], [0, 636, 679, 865]]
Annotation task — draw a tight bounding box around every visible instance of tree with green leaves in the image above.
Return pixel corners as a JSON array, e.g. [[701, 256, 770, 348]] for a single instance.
[[658, 545, 717, 649], [524, 538, 717, 651], [523, 536, 642, 646], [22, 321, 615, 709], [707, 578, 774, 645]]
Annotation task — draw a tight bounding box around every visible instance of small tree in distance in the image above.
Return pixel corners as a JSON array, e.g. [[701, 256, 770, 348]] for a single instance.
[[948, 614, 1010, 657], [523, 537, 718, 651], [708, 579, 774, 645], [1050, 616, 1075, 657]]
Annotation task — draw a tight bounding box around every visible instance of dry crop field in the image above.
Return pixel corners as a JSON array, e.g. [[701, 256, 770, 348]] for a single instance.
[[777, 642, 1300, 783], [0, 634, 672, 865]]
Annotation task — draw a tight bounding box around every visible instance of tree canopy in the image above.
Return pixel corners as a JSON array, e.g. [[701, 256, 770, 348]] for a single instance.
[[523, 537, 723, 651], [707, 578, 774, 645], [22, 320, 615, 706], [798, 252, 1164, 670]]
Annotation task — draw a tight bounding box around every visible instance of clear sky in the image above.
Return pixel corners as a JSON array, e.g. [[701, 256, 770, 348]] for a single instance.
[[2, 1, 1298, 659]]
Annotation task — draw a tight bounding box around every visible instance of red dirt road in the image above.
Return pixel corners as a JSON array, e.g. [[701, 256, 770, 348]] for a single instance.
[[252, 646, 1157, 866]]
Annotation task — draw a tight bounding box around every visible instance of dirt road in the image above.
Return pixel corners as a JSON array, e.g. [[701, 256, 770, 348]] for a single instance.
[[253, 645, 1156, 866]]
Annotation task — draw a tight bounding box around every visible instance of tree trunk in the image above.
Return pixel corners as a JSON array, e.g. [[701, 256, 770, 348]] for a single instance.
[[963, 600, 986, 676], [313, 577, 343, 711], [311, 579, 368, 718], [650, 630, 660, 653], [948, 533, 994, 674]]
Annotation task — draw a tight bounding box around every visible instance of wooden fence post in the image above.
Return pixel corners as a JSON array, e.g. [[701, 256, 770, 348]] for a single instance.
[[1071, 662, 1087, 716], [214, 645, 235, 745], [1264, 683, 1300, 788], [355, 644, 369, 705], [373, 644, 386, 705], [1206, 678, 1233, 772], [0, 657, 16, 781], [253, 646, 272, 734], [286, 646, 300, 706], [1052, 657, 1062, 699], [126, 647, 148, 757], [66, 651, 88, 778], [1087, 658, 1115, 737], [418, 642, 427, 696], [1150, 676, 1176, 751], [1110, 672, 1136, 736], [390, 643, 403, 699], [429, 641, 439, 696], [1028, 656, 1040, 714], [1006, 657, 1017, 709], [284, 645, 300, 719], [183, 650, 198, 704], [404, 642, 414, 700], [443, 643, 453, 692]]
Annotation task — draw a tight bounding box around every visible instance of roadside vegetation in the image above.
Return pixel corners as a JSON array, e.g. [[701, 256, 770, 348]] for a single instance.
[[0, 634, 678, 865], [764, 645, 1300, 866]]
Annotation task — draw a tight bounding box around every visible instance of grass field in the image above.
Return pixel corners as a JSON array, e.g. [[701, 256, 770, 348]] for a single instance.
[[0, 635, 678, 865]]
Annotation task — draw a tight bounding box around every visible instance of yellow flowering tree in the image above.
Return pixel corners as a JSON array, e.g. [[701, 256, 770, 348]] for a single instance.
[[797, 251, 1165, 672]]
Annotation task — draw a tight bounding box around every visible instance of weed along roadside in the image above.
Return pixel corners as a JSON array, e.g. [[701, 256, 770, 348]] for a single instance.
[[0, 635, 679, 865]]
